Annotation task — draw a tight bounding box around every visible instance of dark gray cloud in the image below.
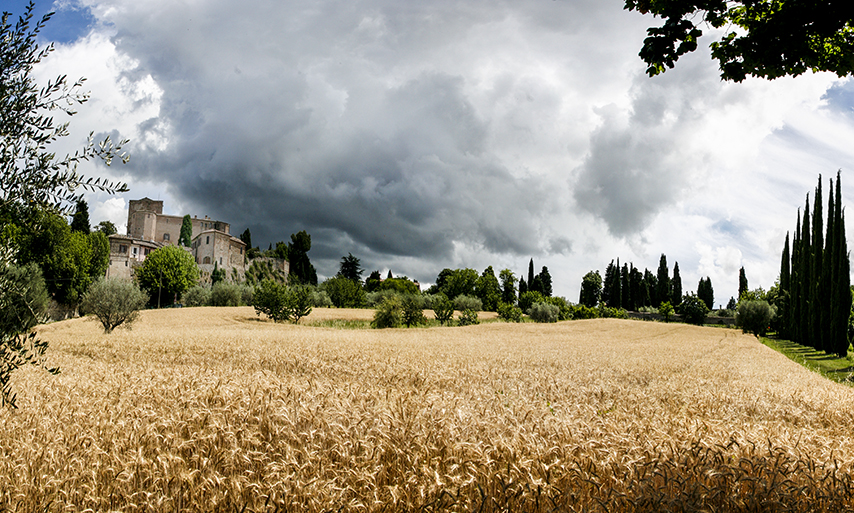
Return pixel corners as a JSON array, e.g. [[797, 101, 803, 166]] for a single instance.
[[80, 0, 645, 279]]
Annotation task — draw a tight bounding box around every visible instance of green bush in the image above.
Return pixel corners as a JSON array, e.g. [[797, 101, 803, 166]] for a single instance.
[[252, 280, 313, 323], [457, 308, 480, 326], [431, 293, 455, 325], [312, 289, 333, 308], [497, 301, 523, 323], [366, 289, 399, 308], [570, 304, 598, 320], [402, 295, 427, 327], [183, 285, 211, 307], [371, 295, 403, 329], [545, 296, 572, 321], [637, 306, 658, 314], [658, 301, 674, 322], [322, 276, 366, 308], [519, 291, 545, 313], [679, 293, 708, 325], [598, 304, 628, 319], [80, 278, 148, 333], [239, 284, 254, 306], [210, 281, 241, 306], [528, 302, 560, 323], [736, 300, 774, 336], [714, 308, 735, 318], [453, 294, 482, 312]]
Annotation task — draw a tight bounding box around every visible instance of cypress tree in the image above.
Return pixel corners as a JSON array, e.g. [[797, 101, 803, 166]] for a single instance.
[[671, 262, 682, 306], [779, 232, 790, 338], [789, 211, 801, 343], [738, 267, 748, 299], [811, 177, 824, 350], [601, 260, 614, 307], [656, 254, 670, 308], [620, 263, 630, 310], [527, 259, 534, 291], [831, 172, 851, 355], [630, 264, 642, 310], [799, 195, 811, 346]]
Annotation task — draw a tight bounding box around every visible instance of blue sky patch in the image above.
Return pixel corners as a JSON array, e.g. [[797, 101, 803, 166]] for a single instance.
[[4, 0, 94, 44]]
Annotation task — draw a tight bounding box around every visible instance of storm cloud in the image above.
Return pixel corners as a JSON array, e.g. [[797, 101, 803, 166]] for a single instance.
[[29, 0, 854, 296]]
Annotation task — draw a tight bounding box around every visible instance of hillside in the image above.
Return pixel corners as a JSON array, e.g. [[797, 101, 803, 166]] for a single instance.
[[4, 308, 854, 511]]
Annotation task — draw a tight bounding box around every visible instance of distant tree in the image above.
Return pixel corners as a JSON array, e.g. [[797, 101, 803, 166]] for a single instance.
[[211, 261, 226, 285], [322, 276, 366, 308], [671, 262, 682, 306], [656, 254, 670, 308], [727, 297, 737, 310], [579, 271, 602, 308], [365, 270, 382, 292], [69, 198, 90, 233], [401, 296, 427, 327], [620, 263, 630, 309], [179, 215, 193, 247], [499, 269, 517, 305], [252, 281, 312, 323], [87, 231, 110, 281], [239, 228, 252, 249], [96, 220, 117, 236], [697, 277, 715, 310], [679, 293, 709, 326], [475, 266, 501, 312], [738, 267, 749, 299], [431, 293, 455, 326], [80, 278, 147, 333], [538, 266, 553, 297], [287, 230, 317, 285], [497, 301, 523, 323], [644, 268, 658, 307], [338, 253, 364, 282], [736, 300, 774, 337], [387, 270, 394, 280], [136, 245, 200, 307], [273, 241, 288, 260], [527, 259, 535, 291], [439, 268, 478, 300], [379, 277, 420, 295], [371, 296, 403, 329], [518, 277, 528, 297]]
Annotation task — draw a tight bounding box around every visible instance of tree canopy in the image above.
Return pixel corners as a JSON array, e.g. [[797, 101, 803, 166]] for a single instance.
[[624, 0, 854, 82], [338, 253, 363, 282], [135, 245, 199, 307]]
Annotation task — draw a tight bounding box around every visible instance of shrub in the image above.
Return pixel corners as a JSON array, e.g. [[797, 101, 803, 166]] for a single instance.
[[570, 304, 599, 320], [545, 296, 572, 321], [714, 308, 735, 318], [736, 300, 774, 336], [210, 281, 241, 307], [239, 284, 254, 306], [637, 306, 658, 314], [322, 276, 366, 308], [366, 289, 399, 308], [80, 278, 148, 333], [432, 293, 455, 325], [528, 302, 560, 323], [598, 304, 628, 319], [312, 289, 333, 308], [679, 293, 708, 325], [454, 294, 482, 312], [497, 301, 523, 323], [519, 291, 545, 313], [402, 295, 426, 327], [457, 308, 480, 326], [183, 285, 211, 307], [658, 301, 674, 322], [371, 296, 402, 329], [419, 293, 434, 310], [252, 280, 312, 323]]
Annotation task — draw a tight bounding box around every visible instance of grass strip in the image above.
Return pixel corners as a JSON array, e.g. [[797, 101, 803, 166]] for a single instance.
[[760, 336, 854, 385]]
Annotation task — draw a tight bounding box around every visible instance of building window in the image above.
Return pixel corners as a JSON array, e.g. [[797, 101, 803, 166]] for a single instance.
[[203, 256, 211, 264], [144, 248, 150, 256], [220, 257, 223, 265], [119, 245, 127, 253], [163, 233, 170, 241], [132, 247, 138, 256], [206, 236, 210, 244]]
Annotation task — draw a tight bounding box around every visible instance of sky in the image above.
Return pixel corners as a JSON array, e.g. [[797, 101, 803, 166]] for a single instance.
[[9, 0, 854, 305]]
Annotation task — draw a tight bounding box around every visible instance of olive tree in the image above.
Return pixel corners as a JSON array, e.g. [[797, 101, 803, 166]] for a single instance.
[[0, 4, 128, 407], [80, 278, 147, 333]]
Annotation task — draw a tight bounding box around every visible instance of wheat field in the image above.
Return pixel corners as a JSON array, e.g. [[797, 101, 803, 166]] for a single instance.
[[3, 307, 854, 511]]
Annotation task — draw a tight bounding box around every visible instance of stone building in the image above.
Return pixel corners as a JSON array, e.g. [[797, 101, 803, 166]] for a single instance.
[[107, 198, 247, 283]]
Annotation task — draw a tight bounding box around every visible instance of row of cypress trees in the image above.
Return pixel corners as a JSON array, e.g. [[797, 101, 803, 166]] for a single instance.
[[778, 172, 851, 356]]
